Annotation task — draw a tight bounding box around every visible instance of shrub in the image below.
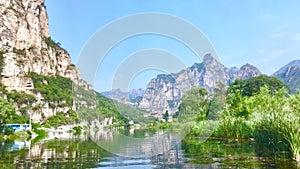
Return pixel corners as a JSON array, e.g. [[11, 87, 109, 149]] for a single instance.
[[27, 72, 73, 106], [7, 90, 36, 105], [72, 126, 82, 135], [43, 36, 61, 49]]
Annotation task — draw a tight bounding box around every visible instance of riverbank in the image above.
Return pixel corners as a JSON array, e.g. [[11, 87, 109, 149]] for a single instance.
[[1, 129, 299, 169]]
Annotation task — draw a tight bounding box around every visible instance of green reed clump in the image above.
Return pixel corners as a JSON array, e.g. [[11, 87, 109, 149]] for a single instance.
[[214, 115, 253, 139], [285, 116, 300, 162], [252, 88, 300, 162], [214, 86, 300, 162]]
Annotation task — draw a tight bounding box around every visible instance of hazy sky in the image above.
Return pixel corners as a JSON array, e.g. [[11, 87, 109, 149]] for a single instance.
[[45, 0, 300, 92]]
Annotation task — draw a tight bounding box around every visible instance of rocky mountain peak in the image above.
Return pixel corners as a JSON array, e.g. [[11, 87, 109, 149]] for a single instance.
[[273, 59, 300, 76], [237, 63, 261, 79], [283, 65, 300, 77], [202, 53, 221, 67], [273, 60, 300, 93], [157, 74, 176, 84], [240, 63, 257, 70], [139, 53, 261, 116]]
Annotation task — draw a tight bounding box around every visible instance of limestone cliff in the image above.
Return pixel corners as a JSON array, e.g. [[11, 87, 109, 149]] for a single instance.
[[0, 0, 83, 90], [139, 54, 261, 116], [273, 60, 300, 93], [0, 0, 92, 123]]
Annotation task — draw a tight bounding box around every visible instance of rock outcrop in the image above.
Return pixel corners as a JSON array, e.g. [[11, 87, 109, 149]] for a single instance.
[[101, 88, 145, 105], [0, 0, 92, 122], [139, 54, 261, 116], [273, 60, 300, 93], [0, 0, 83, 91]]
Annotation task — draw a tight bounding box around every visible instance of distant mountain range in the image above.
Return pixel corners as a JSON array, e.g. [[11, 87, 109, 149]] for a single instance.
[[273, 60, 300, 93], [138, 54, 261, 115], [103, 54, 262, 115], [102, 54, 300, 116], [101, 88, 145, 104]]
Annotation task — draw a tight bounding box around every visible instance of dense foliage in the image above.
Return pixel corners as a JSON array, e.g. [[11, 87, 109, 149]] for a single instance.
[[43, 110, 79, 128], [215, 86, 300, 161], [27, 72, 73, 106], [0, 71, 152, 137], [0, 97, 16, 135], [176, 86, 209, 121], [0, 97, 29, 135], [228, 75, 288, 96], [7, 91, 36, 105], [181, 76, 300, 162], [78, 93, 154, 128]]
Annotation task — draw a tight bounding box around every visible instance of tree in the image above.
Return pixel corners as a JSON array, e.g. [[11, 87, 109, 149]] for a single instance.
[[163, 110, 169, 121], [228, 75, 288, 96], [0, 97, 16, 134], [206, 82, 226, 119], [177, 86, 209, 120]]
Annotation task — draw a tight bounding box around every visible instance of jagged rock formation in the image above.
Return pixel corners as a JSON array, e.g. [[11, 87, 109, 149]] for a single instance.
[[101, 88, 145, 104], [0, 0, 92, 122], [0, 0, 84, 90], [101, 89, 130, 103], [273, 60, 300, 93], [139, 54, 261, 116], [128, 88, 145, 100]]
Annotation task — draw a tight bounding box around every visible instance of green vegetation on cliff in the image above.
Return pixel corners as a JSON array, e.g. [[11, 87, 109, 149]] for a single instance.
[[0, 71, 151, 138], [27, 72, 73, 106], [78, 92, 154, 128]]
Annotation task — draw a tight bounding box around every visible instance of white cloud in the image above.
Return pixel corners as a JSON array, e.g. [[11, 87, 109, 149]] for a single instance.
[[291, 33, 300, 42], [269, 32, 287, 39], [269, 32, 300, 42], [267, 46, 295, 57], [269, 49, 288, 57]]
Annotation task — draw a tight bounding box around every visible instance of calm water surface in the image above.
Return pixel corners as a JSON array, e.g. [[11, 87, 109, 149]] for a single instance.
[[0, 129, 299, 169]]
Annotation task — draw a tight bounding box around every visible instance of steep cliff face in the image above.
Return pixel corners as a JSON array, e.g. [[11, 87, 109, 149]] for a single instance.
[[273, 60, 300, 93], [139, 54, 261, 115], [0, 0, 92, 123], [0, 0, 82, 92]]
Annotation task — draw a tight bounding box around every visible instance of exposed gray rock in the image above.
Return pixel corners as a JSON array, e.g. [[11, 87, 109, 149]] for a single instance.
[[0, 0, 83, 91], [273, 60, 300, 93], [0, 0, 93, 123], [102, 88, 146, 105], [139, 54, 261, 116]]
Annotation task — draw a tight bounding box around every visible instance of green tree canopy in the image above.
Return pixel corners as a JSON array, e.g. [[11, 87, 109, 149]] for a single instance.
[[0, 97, 16, 125], [228, 75, 288, 96], [177, 86, 209, 120]]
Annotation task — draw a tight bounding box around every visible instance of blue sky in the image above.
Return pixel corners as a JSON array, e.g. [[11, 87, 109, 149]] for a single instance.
[[45, 0, 300, 92]]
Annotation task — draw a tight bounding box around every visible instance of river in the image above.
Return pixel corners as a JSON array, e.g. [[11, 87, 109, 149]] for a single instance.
[[0, 129, 299, 169]]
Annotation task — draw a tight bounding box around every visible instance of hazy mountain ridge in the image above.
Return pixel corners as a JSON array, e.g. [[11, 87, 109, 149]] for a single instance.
[[273, 60, 300, 93], [103, 54, 260, 116], [101, 88, 146, 104], [103, 58, 300, 117]]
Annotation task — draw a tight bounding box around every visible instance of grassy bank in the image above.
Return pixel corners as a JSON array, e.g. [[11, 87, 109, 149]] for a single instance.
[[175, 76, 300, 162], [206, 87, 300, 162]]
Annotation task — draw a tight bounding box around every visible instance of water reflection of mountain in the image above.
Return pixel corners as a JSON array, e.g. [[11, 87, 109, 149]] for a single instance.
[[1, 130, 297, 168], [90, 129, 184, 158], [0, 129, 201, 169], [90, 129, 202, 168], [0, 138, 112, 169]]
